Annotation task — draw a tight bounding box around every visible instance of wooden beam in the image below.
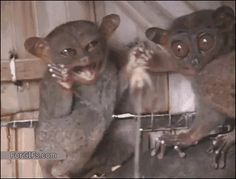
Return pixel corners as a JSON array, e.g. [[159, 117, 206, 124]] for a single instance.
[[1, 58, 46, 82], [1, 111, 39, 121]]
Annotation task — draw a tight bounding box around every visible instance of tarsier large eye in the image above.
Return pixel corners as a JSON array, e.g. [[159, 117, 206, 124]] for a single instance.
[[60, 48, 77, 57], [198, 33, 215, 51], [171, 41, 189, 58], [85, 40, 99, 52]]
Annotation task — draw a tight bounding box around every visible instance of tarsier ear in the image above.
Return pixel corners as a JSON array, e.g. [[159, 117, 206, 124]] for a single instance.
[[99, 14, 120, 38], [145, 27, 169, 45], [213, 6, 235, 31], [24, 37, 50, 60]]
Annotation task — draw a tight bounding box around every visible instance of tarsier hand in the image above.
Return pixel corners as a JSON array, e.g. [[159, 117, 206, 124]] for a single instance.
[[128, 42, 154, 70], [127, 42, 154, 91], [48, 63, 73, 89]]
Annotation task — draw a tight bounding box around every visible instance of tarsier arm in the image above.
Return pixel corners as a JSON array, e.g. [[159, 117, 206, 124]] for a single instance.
[[39, 73, 74, 117]]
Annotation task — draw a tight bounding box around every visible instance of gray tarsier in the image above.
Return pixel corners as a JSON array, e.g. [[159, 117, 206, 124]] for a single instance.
[[128, 6, 235, 169], [37, 33, 165, 178], [24, 14, 121, 178], [38, 41, 154, 178]]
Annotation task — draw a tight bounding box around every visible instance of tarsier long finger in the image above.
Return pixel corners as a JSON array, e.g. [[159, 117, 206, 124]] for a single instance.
[[47, 63, 73, 89]]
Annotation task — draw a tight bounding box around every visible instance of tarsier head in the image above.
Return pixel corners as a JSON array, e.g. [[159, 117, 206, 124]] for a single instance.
[[145, 6, 235, 75], [24, 14, 120, 84]]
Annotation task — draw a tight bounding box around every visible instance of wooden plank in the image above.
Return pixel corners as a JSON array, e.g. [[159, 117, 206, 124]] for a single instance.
[[16, 128, 42, 178], [169, 73, 195, 114], [1, 127, 17, 178], [1, 111, 39, 121], [1, 83, 19, 116], [126, 1, 170, 28], [154, 1, 193, 18], [186, 1, 223, 11], [1, 58, 46, 82], [35, 160, 43, 178], [1, 2, 14, 59], [1, 82, 40, 116], [64, 1, 92, 21], [32, 1, 93, 37], [32, 1, 67, 37], [149, 73, 169, 113], [1, 1, 36, 59]]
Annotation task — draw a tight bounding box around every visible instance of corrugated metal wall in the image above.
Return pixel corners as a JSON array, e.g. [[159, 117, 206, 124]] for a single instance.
[[1, 1, 235, 178]]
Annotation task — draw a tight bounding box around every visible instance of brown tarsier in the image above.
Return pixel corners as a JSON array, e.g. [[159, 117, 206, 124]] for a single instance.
[[24, 14, 125, 178], [129, 6, 235, 169]]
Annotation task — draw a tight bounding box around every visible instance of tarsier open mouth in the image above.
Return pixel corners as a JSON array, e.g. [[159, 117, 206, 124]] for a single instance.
[[70, 60, 104, 83], [72, 63, 97, 80]]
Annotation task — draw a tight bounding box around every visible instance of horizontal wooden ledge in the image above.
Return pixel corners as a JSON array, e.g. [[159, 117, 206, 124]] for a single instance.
[[1, 110, 39, 121], [1, 58, 47, 82]]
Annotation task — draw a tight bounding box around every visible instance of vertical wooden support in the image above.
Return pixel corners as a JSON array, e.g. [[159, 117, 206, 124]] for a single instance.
[[1, 127, 17, 178]]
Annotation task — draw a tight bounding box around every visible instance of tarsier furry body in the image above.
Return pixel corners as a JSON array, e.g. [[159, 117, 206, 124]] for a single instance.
[[143, 6, 235, 168], [23, 5, 235, 178], [24, 14, 128, 178]]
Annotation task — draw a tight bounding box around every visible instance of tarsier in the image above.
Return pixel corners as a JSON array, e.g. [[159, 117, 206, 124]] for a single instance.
[[129, 6, 235, 169], [23, 5, 235, 177], [24, 14, 121, 178]]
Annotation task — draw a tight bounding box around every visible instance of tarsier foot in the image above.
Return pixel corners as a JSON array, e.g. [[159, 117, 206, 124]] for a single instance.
[[152, 133, 200, 159], [151, 133, 188, 159], [48, 63, 72, 89], [208, 130, 235, 169]]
